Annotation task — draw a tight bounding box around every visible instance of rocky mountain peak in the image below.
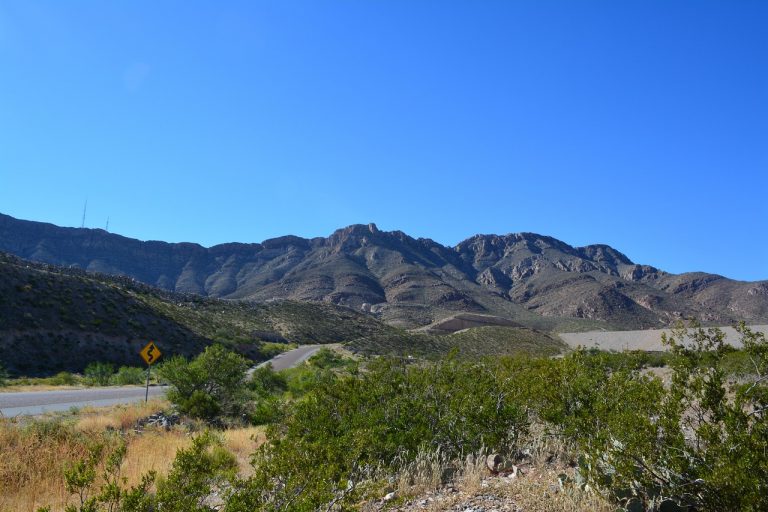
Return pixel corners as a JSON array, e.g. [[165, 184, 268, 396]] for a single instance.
[[326, 223, 389, 252], [1, 212, 766, 330], [577, 244, 633, 267]]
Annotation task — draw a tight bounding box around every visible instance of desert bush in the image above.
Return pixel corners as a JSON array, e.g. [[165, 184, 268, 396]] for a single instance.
[[110, 366, 146, 386], [543, 324, 768, 511], [84, 362, 115, 386], [248, 364, 287, 395], [280, 363, 335, 397], [51, 371, 80, 386], [226, 356, 529, 511], [43, 432, 237, 512], [586, 348, 672, 370], [307, 347, 348, 369], [158, 344, 250, 420], [257, 342, 293, 360], [247, 364, 287, 425], [31, 325, 768, 512], [529, 349, 667, 508], [652, 323, 768, 510]]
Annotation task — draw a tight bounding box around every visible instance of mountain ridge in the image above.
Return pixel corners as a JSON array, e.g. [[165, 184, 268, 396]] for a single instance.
[[1, 212, 766, 331]]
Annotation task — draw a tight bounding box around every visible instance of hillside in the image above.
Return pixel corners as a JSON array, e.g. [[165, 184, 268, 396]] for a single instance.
[[0, 252, 564, 375], [1, 213, 767, 331], [0, 252, 396, 375], [349, 325, 565, 359]]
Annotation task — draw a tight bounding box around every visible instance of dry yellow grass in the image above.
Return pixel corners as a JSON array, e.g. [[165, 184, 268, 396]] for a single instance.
[[0, 399, 266, 512], [120, 430, 192, 487], [0, 418, 97, 512], [75, 413, 122, 432], [75, 399, 169, 432], [222, 426, 266, 475], [0, 384, 87, 393], [505, 467, 613, 512]]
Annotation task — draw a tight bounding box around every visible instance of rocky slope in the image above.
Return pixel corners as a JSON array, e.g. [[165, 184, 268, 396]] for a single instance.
[[1, 213, 766, 331], [0, 252, 397, 375], [1, 252, 564, 375]]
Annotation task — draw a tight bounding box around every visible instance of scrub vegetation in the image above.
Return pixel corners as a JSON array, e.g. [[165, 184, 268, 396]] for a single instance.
[[10, 323, 765, 512]]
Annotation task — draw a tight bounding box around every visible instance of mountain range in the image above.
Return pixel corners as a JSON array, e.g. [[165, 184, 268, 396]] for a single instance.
[[2, 212, 766, 331]]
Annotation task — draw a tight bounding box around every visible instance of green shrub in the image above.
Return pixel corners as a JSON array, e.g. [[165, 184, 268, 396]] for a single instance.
[[35, 324, 768, 512], [153, 432, 237, 511], [227, 356, 528, 510], [258, 342, 294, 360], [249, 364, 287, 395], [307, 347, 347, 369], [47, 432, 236, 512], [110, 366, 146, 386], [249, 395, 284, 426], [545, 324, 768, 511], [50, 371, 79, 386], [280, 364, 334, 397], [158, 344, 250, 420], [84, 362, 115, 386], [246, 365, 288, 425], [529, 349, 667, 508], [655, 323, 768, 510]]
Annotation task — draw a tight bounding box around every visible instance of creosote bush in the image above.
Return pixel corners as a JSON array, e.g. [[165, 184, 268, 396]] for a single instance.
[[158, 344, 250, 420], [226, 355, 529, 511], [36, 432, 236, 512], [535, 323, 768, 511], [84, 362, 115, 386], [40, 324, 768, 512], [51, 371, 79, 385], [110, 366, 146, 386]]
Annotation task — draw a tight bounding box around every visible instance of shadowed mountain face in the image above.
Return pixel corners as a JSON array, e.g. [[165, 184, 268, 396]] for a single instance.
[[1, 213, 766, 330]]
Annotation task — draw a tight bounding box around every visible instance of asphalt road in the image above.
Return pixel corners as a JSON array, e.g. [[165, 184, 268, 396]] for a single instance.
[[1, 344, 328, 417], [0, 386, 167, 417], [254, 344, 324, 372]]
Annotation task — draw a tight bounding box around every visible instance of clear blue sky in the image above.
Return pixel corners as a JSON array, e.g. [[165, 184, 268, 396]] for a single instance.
[[1, 1, 766, 280]]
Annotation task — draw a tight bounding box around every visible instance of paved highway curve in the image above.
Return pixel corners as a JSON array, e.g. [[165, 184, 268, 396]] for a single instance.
[[0, 344, 330, 417]]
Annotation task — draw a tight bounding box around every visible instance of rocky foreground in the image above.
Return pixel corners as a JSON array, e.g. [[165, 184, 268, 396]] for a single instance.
[[364, 456, 612, 512]]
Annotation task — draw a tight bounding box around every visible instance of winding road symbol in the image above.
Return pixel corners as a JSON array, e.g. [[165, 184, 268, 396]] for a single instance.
[[139, 341, 162, 366]]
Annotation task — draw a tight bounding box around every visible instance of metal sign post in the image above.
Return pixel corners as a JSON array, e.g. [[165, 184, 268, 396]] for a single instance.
[[139, 341, 162, 403], [145, 364, 151, 402]]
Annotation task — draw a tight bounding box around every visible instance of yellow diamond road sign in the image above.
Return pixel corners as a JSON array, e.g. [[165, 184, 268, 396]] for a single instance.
[[140, 341, 162, 365]]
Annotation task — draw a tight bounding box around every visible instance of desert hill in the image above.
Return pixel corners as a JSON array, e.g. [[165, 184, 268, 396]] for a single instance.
[[0, 251, 562, 375], [0, 252, 398, 375]]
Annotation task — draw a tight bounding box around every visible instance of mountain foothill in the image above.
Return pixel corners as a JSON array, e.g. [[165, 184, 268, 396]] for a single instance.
[[1, 212, 766, 374]]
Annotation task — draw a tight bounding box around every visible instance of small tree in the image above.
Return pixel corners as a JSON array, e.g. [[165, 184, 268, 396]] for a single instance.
[[158, 345, 250, 420]]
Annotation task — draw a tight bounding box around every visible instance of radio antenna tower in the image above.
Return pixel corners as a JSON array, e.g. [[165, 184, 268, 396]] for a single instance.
[[80, 199, 88, 228], [105, 217, 110, 232]]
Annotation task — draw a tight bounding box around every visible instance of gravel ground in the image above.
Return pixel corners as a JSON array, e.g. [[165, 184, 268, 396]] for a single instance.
[[558, 324, 768, 352], [383, 479, 522, 511], [364, 466, 613, 512]]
